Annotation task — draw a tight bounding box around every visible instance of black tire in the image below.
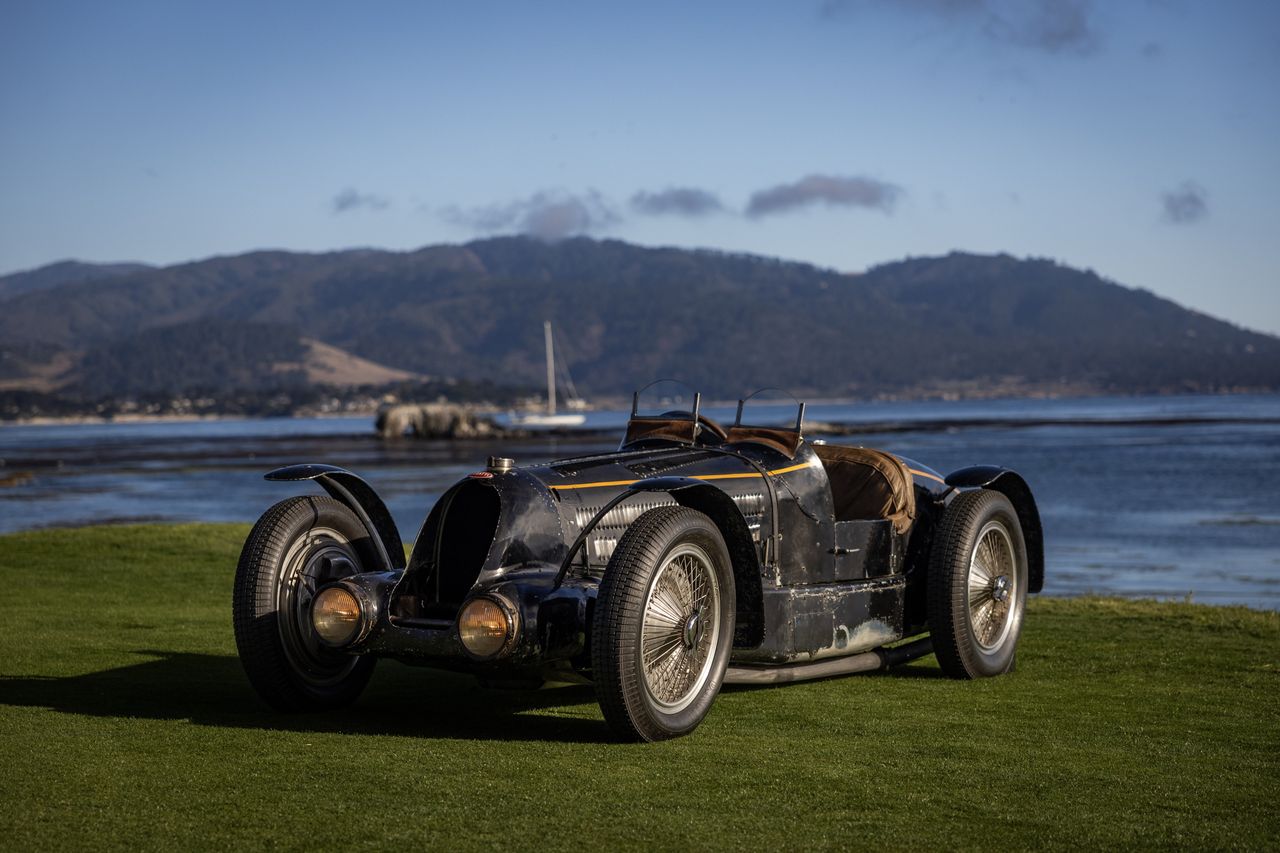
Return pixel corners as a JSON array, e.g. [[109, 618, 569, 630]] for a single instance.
[[233, 495, 377, 711], [927, 489, 1028, 679], [592, 506, 735, 742]]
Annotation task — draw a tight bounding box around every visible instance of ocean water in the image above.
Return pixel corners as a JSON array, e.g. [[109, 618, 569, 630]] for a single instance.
[[2, 394, 1277, 609]]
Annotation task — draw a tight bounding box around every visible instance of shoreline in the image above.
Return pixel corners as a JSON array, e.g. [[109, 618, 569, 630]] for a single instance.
[[3, 402, 1276, 611], [0, 410, 382, 428], [5, 412, 1280, 433], [4, 388, 1278, 428]]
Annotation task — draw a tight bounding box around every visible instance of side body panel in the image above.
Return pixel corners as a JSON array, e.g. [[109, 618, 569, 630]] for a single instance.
[[269, 435, 1039, 679]]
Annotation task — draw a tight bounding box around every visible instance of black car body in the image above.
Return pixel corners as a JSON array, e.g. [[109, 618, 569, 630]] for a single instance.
[[234, 391, 1043, 741]]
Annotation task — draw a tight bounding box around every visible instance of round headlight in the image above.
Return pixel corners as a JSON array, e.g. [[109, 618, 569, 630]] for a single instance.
[[458, 597, 515, 658], [312, 586, 363, 646]]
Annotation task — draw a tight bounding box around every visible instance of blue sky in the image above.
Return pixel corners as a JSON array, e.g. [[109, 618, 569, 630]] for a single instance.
[[2, 0, 1278, 333]]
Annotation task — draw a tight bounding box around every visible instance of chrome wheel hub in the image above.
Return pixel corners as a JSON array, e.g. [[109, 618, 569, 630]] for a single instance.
[[992, 575, 1010, 602], [683, 611, 705, 649], [640, 543, 721, 713]]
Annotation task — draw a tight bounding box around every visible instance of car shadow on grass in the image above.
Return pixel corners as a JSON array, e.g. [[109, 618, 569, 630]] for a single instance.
[[0, 651, 616, 744]]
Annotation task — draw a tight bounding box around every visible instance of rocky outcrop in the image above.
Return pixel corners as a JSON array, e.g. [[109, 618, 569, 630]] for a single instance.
[[376, 403, 506, 439]]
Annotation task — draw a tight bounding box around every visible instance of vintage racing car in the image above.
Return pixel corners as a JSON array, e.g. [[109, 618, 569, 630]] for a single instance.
[[233, 387, 1043, 741]]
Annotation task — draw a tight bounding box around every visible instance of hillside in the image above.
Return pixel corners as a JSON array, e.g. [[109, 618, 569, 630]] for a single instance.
[[0, 260, 153, 300], [1, 238, 1277, 402]]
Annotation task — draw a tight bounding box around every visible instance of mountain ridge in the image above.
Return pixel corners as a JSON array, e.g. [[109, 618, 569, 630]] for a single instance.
[[1, 237, 1275, 400], [0, 260, 154, 301]]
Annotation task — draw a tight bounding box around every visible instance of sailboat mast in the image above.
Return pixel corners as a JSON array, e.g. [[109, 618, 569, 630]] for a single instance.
[[544, 320, 556, 416]]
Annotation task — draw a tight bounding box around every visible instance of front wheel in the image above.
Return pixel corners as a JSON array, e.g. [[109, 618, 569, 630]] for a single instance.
[[927, 489, 1028, 678], [233, 495, 377, 711], [592, 506, 735, 742]]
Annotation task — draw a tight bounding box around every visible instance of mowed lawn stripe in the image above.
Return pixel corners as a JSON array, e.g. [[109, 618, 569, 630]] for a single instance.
[[1, 524, 1277, 850]]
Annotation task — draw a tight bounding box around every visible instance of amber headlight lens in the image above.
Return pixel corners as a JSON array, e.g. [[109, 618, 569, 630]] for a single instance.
[[458, 597, 514, 658], [312, 586, 362, 646]]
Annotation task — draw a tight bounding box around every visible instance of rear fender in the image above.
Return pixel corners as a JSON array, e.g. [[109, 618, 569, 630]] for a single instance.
[[265, 463, 405, 572], [944, 466, 1044, 594]]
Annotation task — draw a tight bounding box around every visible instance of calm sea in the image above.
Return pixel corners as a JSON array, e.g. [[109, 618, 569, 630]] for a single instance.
[[2, 394, 1278, 609]]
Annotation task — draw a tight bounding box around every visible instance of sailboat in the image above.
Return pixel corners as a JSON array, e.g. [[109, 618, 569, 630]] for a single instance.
[[510, 321, 588, 427]]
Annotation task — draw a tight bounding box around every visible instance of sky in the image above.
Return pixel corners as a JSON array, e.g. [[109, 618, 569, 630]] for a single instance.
[[2, 0, 1278, 334]]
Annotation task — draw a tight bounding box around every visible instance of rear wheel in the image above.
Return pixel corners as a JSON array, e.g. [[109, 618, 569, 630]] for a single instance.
[[592, 506, 735, 741], [927, 489, 1028, 678], [233, 495, 377, 710]]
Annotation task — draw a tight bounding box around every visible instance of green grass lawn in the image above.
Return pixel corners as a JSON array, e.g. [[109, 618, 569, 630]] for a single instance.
[[1, 524, 1277, 851]]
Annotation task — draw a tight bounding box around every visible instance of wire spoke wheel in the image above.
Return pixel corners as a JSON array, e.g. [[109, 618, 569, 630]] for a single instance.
[[593, 506, 735, 742], [640, 543, 721, 713], [276, 526, 363, 688], [927, 488, 1028, 679], [233, 496, 377, 711], [966, 521, 1018, 652]]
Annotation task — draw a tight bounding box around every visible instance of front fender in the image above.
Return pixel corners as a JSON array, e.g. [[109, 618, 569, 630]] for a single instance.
[[554, 477, 765, 649], [265, 463, 405, 572], [944, 466, 1044, 594], [667, 483, 766, 648]]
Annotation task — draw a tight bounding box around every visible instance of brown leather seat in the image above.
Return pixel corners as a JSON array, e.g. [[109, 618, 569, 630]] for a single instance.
[[812, 444, 916, 534], [724, 424, 803, 458]]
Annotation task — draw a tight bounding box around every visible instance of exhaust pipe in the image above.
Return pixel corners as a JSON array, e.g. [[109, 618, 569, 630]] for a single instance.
[[723, 636, 934, 685]]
